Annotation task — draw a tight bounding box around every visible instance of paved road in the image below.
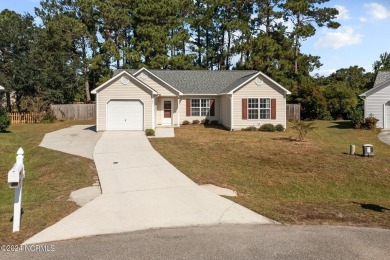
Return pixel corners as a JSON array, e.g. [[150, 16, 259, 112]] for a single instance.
[[4, 224, 390, 260]]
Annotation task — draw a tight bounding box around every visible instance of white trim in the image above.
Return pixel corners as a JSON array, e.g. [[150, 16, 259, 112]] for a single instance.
[[180, 94, 219, 96], [134, 68, 183, 95], [190, 98, 212, 117], [177, 97, 180, 126], [226, 71, 291, 95], [161, 98, 174, 126], [383, 103, 386, 129], [360, 78, 390, 97], [120, 76, 129, 85], [96, 94, 99, 131], [255, 77, 263, 86], [91, 70, 157, 95], [230, 94, 234, 131], [284, 94, 287, 129], [246, 97, 271, 120], [152, 95, 155, 129], [105, 99, 144, 131]]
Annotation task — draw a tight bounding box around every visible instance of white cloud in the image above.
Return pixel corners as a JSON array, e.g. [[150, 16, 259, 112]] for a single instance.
[[335, 5, 351, 20], [359, 17, 368, 22], [364, 3, 390, 19], [314, 26, 363, 49]]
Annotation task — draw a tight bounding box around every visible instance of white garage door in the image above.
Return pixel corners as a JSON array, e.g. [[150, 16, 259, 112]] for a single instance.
[[107, 100, 143, 130]]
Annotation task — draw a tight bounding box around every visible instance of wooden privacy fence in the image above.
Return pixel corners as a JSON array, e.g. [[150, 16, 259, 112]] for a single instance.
[[51, 104, 96, 120], [286, 104, 301, 121], [10, 112, 43, 124]]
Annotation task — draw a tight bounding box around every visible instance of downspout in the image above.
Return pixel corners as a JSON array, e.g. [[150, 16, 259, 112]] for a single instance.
[[95, 93, 99, 131], [284, 94, 287, 129], [383, 103, 386, 129], [229, 94, 233, 131], [178, 96, 180, 127], [152, 94, 155, 129]]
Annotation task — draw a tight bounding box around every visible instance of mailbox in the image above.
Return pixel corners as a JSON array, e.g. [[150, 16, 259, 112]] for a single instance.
[[8, 164, 24, 188], [362, 144, 374, 157]]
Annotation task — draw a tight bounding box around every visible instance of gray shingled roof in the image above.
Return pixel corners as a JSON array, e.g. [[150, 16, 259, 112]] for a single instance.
[[115, 69, 258, 94], [373, 71, 390, 88], [360, 71, 390, 97]]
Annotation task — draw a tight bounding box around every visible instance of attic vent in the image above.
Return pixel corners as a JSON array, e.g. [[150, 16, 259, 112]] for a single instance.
[[121, 76, 129, 85], [255, 77, 263, 86], [140, 72, 148, 80]]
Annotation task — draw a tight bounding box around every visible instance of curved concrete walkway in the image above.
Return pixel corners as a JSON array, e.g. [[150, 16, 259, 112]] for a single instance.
[[25, 127, 275, 244], [378, 130, 390, 145]]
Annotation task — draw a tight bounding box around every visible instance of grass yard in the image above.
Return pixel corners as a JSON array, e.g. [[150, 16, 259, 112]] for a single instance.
[[150, 121, 390, 228], [0, 120, 97, 245]]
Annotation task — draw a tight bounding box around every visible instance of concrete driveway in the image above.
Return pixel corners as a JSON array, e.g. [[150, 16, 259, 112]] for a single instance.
[[378, 129, 390, 145], [39, 125, 102, 159], [25, 128, 275, 244]]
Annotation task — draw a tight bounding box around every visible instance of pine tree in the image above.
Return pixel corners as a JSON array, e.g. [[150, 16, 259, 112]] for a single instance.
[[281, 0, 340, 75]]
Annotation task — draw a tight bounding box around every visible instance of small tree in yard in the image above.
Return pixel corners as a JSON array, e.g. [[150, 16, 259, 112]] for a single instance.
[[0, 107, 11, 132], [292, 121, 318, 141]]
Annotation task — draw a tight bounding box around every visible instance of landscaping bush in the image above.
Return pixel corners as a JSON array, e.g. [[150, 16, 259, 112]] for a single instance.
[[0, 108, 11, 132], [210, 120, 219, 125], [145, 129, 155, 136], [259, 124, 276, 132], [241, 126, 257, 131], [182, 120, 190, 125], [42, 109, 57, 123], [364, 114, 379, 130], [201, 119, 209, 125], [275, 124, 284, 132], [292, 120, 317, 141], [192, 119, 200, 125], [349, 108, 364, 129]]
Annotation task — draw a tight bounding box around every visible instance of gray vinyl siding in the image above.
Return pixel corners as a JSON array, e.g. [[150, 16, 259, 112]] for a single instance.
[[232, 77, 286, 130], [364, 83, 390, 128], [220, 95, 231, 129], [96, 76, 153, 131], [179, 96, 221, 124]]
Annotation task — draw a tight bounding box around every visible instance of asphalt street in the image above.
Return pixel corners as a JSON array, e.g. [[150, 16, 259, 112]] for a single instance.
[[3, 224, 389, 260]]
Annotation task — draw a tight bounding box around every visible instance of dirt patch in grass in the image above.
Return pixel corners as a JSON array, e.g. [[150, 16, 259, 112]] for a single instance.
[[150, 121, 390, 228], [0, 120, 98, 244]]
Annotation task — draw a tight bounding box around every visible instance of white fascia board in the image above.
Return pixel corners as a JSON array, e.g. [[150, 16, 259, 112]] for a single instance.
[[360, 78, 390, 97], [179, 94, 220, 96], [133, 67, 183, 95], [227, 71, 291, 95], [90, 70, 157, 95]]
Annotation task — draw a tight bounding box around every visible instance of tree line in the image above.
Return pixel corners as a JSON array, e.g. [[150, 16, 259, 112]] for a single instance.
[[0, 0, 389, 120]]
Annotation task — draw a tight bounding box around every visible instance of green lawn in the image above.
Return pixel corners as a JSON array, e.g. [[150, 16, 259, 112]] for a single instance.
[[0, 120, 97, 244], [150, 121, 390, 228]]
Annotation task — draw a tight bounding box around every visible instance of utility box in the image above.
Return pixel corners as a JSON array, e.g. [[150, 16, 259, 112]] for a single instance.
[[362, 144, 374, 157]]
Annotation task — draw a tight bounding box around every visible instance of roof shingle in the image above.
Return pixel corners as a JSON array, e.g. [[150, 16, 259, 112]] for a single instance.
[[116, 69, 258, 94]]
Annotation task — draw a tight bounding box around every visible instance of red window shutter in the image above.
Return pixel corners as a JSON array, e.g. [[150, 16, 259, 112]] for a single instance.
[[186, 99, 191, 116], [210, 99, 215, 116], [242, 99, 247, 120], [271, 99, 276, 119]]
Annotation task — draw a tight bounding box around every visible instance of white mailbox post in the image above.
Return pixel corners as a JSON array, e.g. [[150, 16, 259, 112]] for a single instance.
[[7, 147, 25, 232]]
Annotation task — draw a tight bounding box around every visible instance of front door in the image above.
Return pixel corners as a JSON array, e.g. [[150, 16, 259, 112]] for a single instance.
[[162, 99, 173, 125]]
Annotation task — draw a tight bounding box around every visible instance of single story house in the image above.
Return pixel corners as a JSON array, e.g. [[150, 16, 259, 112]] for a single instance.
[[91, 68, 291, 131], [360, 71, 390, 128]]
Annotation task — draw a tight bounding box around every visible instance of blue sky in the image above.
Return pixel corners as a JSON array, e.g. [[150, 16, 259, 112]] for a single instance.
[[1, 0, 389, 76]]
